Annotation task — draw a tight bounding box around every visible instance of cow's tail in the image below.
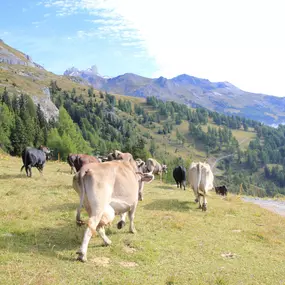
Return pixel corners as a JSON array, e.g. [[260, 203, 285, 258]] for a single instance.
[[20, 148, 28, 173], [197, 163, 204, 196], [77, 170, 88, 223]]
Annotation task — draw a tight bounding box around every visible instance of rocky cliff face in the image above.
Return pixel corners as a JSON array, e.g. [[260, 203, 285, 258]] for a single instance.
[[0, 40, 58, 121], [32, 87, 59, 121]]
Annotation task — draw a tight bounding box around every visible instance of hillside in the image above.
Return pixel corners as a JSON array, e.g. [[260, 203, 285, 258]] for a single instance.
[[1, 156, 285, 285], [64, 66, 285, 126], [2, 39, 285, 197]]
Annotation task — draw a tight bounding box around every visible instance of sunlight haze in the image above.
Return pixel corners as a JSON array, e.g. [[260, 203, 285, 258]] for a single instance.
[[1, 0, 284, 96]]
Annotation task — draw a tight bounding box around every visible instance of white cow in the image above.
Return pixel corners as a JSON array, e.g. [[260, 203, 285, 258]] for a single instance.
[[188, 162, 214, 211], [144, 158, 167, 180], [72, 158, 154, 262]]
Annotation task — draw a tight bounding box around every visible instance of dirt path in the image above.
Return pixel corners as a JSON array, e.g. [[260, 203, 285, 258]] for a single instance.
[[243, 197, 285, 217]]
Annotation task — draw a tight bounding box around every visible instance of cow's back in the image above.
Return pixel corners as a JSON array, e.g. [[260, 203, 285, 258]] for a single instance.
[[78, 161, 139, 210], [201, 163, 214, 191], [189, 162, 214, 191], [22, 147, 46, 166], [188, 162, 199, 188], [145, 158, 161, 174], [74, 154, 100, 172], [173, 166, 186, 181]]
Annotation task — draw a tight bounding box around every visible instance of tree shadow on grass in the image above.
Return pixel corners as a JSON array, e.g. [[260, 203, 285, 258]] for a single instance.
[[155, 185, 176, 191], [42, 202, 78, 212], [144, 199, 196, 212]]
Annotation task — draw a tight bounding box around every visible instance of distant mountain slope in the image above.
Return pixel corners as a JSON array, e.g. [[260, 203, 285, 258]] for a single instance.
[[0, 39, 44, 69], [64, 67, 285, 126]]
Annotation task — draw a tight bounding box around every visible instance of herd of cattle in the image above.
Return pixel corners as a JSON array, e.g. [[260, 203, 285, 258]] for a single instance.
[[20, 146, 228, 262]]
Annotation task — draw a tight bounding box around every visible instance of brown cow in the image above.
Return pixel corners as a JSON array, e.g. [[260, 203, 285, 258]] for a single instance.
[[67, 154, 100, 173], [73, 156, 154, 262]]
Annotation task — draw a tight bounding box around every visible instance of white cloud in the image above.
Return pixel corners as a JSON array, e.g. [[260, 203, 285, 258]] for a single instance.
[[40, 0, 285, 96]]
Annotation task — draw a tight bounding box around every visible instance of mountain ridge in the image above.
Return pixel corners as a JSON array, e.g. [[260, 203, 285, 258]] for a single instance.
[[64, 65, 285, 126]]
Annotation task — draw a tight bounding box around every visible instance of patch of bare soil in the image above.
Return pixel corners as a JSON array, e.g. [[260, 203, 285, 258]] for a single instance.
[[123, 246, 137, 254], [119, 261, 138, 267], [90, 257, 110, 267], [221, 252, 237, 259]]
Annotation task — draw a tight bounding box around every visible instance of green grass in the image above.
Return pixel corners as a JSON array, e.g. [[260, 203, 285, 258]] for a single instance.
[[1, 156, 285, 284]]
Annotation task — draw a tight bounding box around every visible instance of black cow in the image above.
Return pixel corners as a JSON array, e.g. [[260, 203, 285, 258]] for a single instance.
[[20, 146, 50, 177], [173, 165, 186, 190], [215, 185, 228, 196]]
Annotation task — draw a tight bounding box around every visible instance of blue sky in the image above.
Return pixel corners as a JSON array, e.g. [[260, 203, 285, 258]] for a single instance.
[[1, 0, 285, 97], [1, 0, 157, 77]]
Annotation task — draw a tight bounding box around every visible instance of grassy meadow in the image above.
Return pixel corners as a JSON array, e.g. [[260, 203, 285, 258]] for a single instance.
[[1, 155, 285, 285]]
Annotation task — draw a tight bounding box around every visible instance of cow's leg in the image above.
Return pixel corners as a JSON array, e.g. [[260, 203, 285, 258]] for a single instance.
[[197, 193, 202, 209], [76, 208, 85, 226], [128, 203, 138, 234], [25, 166, 29, 177], [193, 187, 199, 203], [97, 226, 112, 246], [117, 212, 127, 229], [202, 194, 207, 211], [77, 211, 104, 262], [28, 166, 32, 177], [76, 227, 93, 262], [37, 165, 43, 175], [95, 205, 115, 245], [183, 181, 186, 191]]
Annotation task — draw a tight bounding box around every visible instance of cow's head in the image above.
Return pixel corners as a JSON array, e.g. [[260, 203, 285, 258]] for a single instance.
[[162, 164, 168, 173], [39, 145, 51, 160], [135, 158, 145, 172], [114, 150, 123, 160], [136, 171, 155, 201]]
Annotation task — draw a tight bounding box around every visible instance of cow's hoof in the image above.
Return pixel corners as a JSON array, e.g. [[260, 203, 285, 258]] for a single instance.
[[76, 252, 86, 262], [138, 193, 143, 201], [103, 239, 112, 246], [117, 221, 126, 229], [130, 228, 137, 234], [202, 203, 207, 211], [194, 198, 198, 203], [76, 219, 85, 226]]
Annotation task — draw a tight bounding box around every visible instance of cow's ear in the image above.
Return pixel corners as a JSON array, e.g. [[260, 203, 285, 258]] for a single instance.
[[138, 161, 145, 168], [141, 173, 154, 183]]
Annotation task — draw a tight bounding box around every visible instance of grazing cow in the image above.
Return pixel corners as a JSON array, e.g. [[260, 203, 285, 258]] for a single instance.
[[188, 162, 214, 211], [215, 185, 228, 196], [144, 158, 167, 180], [72, 157, 154, 262], [20, 146, 50, 177], [67, 154, 100, 173], [67, 153, 78, 174], [173, 166, 186, 190]]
